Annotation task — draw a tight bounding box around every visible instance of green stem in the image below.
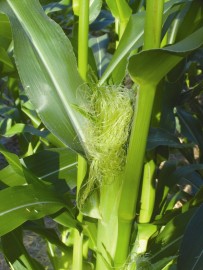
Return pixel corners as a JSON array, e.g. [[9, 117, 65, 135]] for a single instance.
[[143, 0, 164, 50], [77, 0, 89, 198], [98, 1, 165, 268], [96, 175, 123, 270], [72, 1, 89, 269], [72, 156, 86, 270], [115, 84, 157, 267], [72, 230, 84, 270], [137, 0, 165, 226], [125, 0, 164, 253], [78, 0, 89, 81], [138, 157, 156, 223], [119, 85, 156, 221]]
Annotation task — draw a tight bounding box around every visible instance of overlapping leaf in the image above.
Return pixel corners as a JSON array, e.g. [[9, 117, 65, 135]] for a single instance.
[[0, 0, 87, 154], [0, 184, 67, 236], [128, 26, 203, 86], [177, 204, 203, 270], [100, 0, 187, 84], [22, 147, 77, 189]]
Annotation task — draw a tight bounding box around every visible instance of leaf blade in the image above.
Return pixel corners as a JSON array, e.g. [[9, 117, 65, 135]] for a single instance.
[[1, 0, 87, 153], [0, 184, 66, 236]]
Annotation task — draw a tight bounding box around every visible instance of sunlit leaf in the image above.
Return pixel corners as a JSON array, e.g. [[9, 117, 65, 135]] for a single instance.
[[149, 208, 197, 263], [100, 0, 186, 85], [89, 34, 112, 77], [0, 165, 26, 187], [106, 0, 132, 23], [0, 0, 87, 154], [0, 184, 68, 236], [0, 122, 49, 138], [22, 148, 77, 189], [73, 0, 102, 24]]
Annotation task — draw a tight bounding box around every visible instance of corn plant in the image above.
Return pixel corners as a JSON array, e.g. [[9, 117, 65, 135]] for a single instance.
[[0, 0, 203, 269]]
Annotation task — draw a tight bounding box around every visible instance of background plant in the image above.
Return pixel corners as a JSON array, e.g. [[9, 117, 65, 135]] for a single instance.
[[0, 0, 203, 270]]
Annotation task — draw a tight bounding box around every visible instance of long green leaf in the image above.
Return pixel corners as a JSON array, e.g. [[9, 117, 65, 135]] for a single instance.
[[89, 34, 111, 77], [0, 144, 47, 187], [22, 148, 77, 189], [149, 208, 197, 263], [177, 204, 203, 270], [0, 47, 14, 75], [128, 26, 203, 86], [0, 145, 25, 179], [106, 0, 131, 22], [0, 184, 67, 236], [99, 11, 145, 85], [2, 228, 44, 270], [0, 165, 26, 187], [0, 122, 49, 138], [0, 0, 87, 154], [177, 108, 203, 152], [152, 256, 178, 270], [73, 0, 102, 24], [0, 13, 12, 49], [147, 127, 193, 150], [99, 0, 187, 85], [24, 222, 71, 253]]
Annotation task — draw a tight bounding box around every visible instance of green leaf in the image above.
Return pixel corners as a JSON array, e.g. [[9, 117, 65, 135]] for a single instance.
[[175, 0, 203, 42], [0, 13, 12, 49], [52, 210, 81, 231], [100, 11, 145, 85], [0, 47, 14, 75], [0, 184, 66, 236], [100, 0, 186, 85], [106, 0, 132, 22], [89, 34, 112, 78], [128, 26, 203, 86], [22, 148, 77, 189], [2, 228, 44, 270], [177, 108, 203, 151], [191, 186, 203, 207], [43, 0, 70, 14], [0, 122, 49, 138], [89, 0, 102, 24], [177, 203, 203, 270], [0, 105, 19, 122], [0, 0, 87, 154], [24, 222, 71, 253], [73, 0, 102, 24], [83, 221, 97, 251], [0, 144, 25, 179], [151, 256, 178, 270], [149, 208, 197, 263], [168, 164, 203, 188], [147, 127, 193, 151], [0, 144, 53, 187], [0, 165, 26, 187], [183, 172, 203, 195]]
